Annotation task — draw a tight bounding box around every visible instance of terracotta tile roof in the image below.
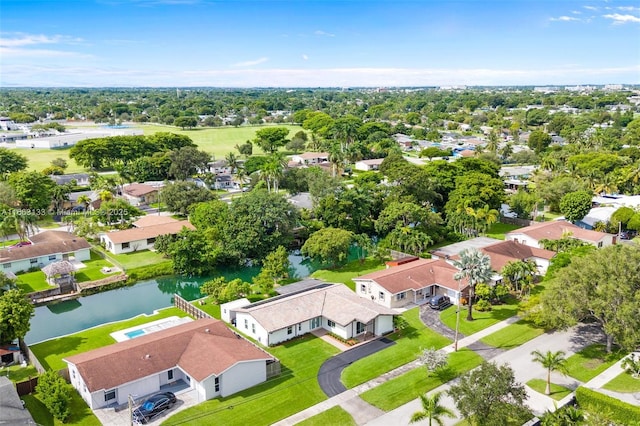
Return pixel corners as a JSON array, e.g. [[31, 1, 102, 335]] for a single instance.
[[65, 319, 272, 392], [132, 215, 179, 228], [353, 258, 466, 294], [123, 184, 157, 197], [506, 221, 612, 243], [0, 231, 90, 263], [236, 284, 397, 332], [448, 240, 556, 272], [102, 221, 194, 244]]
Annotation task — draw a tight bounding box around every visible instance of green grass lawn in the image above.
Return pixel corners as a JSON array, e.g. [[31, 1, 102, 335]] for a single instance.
[[602, 371, 640, 393], [480, 319, 545, 349], [16, 271, 56, 293], [526, 379, 573, 401], [439, 297, 519, 337], [565, 344, 627, 383], [0, 238, 20, 247], [163, 335, 339, 426], [192, 297, 221, 319], [360, 348, 483, 411], [22, 389, 101, 426], [98, 248, 169, 270], [0, 364, 39, 382], [341, 308, 451, 388], [21, 147, 86, 173], [30, 307, 189, 371], [311, 258, 386, 291], [485, 222, 522, 240], [74, 251, 119, 282], [297, 406, 356, 426]]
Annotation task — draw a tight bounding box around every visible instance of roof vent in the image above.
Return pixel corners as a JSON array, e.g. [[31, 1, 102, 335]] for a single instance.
[[204, 328, 210, 333], [144, 354, 151, 359]]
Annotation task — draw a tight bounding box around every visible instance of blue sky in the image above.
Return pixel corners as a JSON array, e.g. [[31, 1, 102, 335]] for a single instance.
[[1, 0, 639, 87]]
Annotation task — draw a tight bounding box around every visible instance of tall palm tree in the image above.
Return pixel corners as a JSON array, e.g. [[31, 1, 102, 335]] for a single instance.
[[530, 350, 568, 395], [452, 249, 493, 321], [409, 391, 455, 426], [76, 194, 92, 212], [225, 152, 240, 174], [328, 145, 344, 178]]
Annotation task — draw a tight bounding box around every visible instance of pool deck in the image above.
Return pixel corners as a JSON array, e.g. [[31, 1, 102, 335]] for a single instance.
[[110, 316, 193, 342]]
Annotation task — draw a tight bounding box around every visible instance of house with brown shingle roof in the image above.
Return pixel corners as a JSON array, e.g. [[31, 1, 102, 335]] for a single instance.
[[505, 220, 615, 249], [64, 318, 275, 409], [0, 231, 91, 275], [121, 183, 160, 206], [353, 258, 468, 309], [231, 284, 397, 346], [100, 218, 194, 254]]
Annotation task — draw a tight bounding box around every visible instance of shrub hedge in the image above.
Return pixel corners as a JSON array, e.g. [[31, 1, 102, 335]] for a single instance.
[[575, 386, 640, 424]]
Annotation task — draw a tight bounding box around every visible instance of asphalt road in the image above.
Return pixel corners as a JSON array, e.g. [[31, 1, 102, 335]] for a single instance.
[[317, 338, 395, 397]]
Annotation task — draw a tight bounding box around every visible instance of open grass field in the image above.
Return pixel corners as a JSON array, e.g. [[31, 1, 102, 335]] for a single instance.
[[565, 344, 627, 383], [22, 390, 101, 426], [602, 371, 640, 393], [19, 147, 86, 173], [360, 348, 483, 411], [479, 319, 545, 349], [439, 297, 519, 337], [526, 379, 573, 401], [30, 307, 189, 371], [341, 308, 451, 388], [297, 406, 356, 426], [311, 258, 386, 291], [163, 334, 339, 426]]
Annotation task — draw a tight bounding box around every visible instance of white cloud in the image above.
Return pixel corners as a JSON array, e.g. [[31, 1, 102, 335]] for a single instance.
[[550, 16, 581, 22], [0, 33, 83, 47], [584, 6, 599, 11], [302, 54, 308, 60], [0, 47, 92, 58], [618, 6, 640, 12], [232, 57, 269, 67], [603, 13, 640, 23], [314, 30, 335, 37], [571, 10, 582, 14]]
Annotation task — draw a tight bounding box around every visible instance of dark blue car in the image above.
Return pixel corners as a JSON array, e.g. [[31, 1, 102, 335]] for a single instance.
[[132, 392, 176, 424]]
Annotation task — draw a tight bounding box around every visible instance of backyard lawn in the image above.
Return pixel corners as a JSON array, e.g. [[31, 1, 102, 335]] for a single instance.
[[485, 222, 522, 240], [74, 251, 119, 282], [565, 344, 627, 383], [191, 298, 221, 319], [163, 335, 339, 426], [480, 320, 545, 349], [526, 379, 572, 401], [95, 247, 170, 270], [602, 371, 640, 393], [311, 258, 386, 291], [22, 390, 101, 426], [16, 271, 56, 293], [297, 406, 355, 426], [341, 308, 451, 388], [360, 348, 483, 411], [30, 307, 189, 371], [0, 363, 39, 382], [439, 297, 519, 337]]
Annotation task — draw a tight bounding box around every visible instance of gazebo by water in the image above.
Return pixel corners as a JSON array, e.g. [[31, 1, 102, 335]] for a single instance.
[[41, 260, 77, 292]]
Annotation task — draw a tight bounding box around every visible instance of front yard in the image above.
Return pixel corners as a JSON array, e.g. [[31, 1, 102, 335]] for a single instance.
[[565, 344, 627, 383], [439, 296, 519, 337], [480, 319, 545, 349], [22, 390, 101, 426], [526, 379, 572, 401], [602, 371, 640, 393]]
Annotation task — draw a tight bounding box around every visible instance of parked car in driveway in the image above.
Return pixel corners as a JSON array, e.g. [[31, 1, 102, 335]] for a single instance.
[[132, 392, 177, 424], [428, 295, 452, 310]]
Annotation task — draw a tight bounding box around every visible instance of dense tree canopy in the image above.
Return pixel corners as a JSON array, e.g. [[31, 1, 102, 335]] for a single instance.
[[302, 227, 353, 267], [0, 289, 34, 343], [0, 148, 28, 178]]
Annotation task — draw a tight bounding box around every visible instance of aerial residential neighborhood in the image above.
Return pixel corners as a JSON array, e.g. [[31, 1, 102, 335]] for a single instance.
[[1, 1, 639, 426]]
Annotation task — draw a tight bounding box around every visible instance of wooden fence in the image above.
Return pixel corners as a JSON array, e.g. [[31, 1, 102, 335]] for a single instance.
[[500, 216, 535, 227], [173, 294, 212, 320]]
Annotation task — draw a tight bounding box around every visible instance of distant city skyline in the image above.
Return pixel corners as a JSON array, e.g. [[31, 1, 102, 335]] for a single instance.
[[1, 0, 639, 87]]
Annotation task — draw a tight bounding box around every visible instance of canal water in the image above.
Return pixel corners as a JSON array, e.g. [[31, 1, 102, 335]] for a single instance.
[[24, 251, 342, 344]]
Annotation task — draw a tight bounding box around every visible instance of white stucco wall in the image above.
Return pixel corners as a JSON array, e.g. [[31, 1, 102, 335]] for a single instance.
[[1, 248, 90, 274], [354, 279, 394, 309], [219, 360, 267, 397], [235, 312, 270, 345], [375, 315, 394, 335], [505, 233, 540, 248]]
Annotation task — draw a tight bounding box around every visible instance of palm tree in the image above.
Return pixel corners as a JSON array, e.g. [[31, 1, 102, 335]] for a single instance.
[[452, 249, 493, 321], [328, 145, 344, 178], [530, 350, 568, 395], [225, 152, 240, 174], [409, 391, 455, 426], [77, 194, 91, 212]]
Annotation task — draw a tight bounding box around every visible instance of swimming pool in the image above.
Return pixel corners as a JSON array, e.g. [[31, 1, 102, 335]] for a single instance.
[[110, 316, 193, 342], [124, 329, 146, 339]]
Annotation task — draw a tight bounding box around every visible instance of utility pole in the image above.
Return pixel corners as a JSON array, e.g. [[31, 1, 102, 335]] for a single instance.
[[128, 394, 134, 426], [454, 279, 461, 352]]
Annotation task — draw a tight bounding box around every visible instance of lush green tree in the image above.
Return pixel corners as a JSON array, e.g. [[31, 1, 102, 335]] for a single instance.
[[508, 189, 540, 220], [93, 199, 143, 227], [161, 181, 215, 216], [530, 350, 568, 395], [609, 206, 634, 231], [168, 146, 211, 180], [235, 141, 253, 157], [353, 233, 374, 263], [535, 175, 589, 213], [559, 190, 593, 223], [500, 259, 538, 297], [0, 271, 17, 292], [410, 391, 455, 426], [201, 277, 251, 303], [383, 227, 433, 256], [163, 229, 221, 276], [301, 227, 353, 267], [0, 289, 34, 343], [448, 361, 531, 426], [174, 116, 198, 129], [254, 127, 290, 153], [419, 147, 452, 159], [453, 249, 493, 321], [146, 132, 195, 151], [36, 370, 72, 422], [119, 153, 172, 182], [621, 353, 640, 378], [8, 171, 55, 212], [259, 246, 290, 288], [528, 130, 553, 153], [315, 187, 373, 234], [0, 148, 28, 178], [539, 244, 640, 352], [189, 200, 229, 231]]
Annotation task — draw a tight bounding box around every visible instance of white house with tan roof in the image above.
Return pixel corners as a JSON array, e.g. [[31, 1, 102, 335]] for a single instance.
[[64, 318, 275, 409], [354, 158, 385, 171], [0, 231, 91, 275], [100, 218, 194, 254], [289, 152, 329, 166], [353, 258, 468, 309], [231, 284, 396, 346], [121, 183, 160, 206], [505, 221, 615, 249]]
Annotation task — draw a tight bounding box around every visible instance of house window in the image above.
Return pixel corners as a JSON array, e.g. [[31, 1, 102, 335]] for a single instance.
[[72, 370, 75, 379], [287, 326, 293, 335], [3, 263, 10, 269], [598, 242, 603, 248], [214, 377, 220, 392], [122, 242, 130, 249], [298, 323, 302, 331], [168, 370, 173, 380], [379, 292, 385, 300], [356, 322, 366, 334], [252, 323, 255, 334], [360, 284, 366, 293], [244, 319, 248, 330], [310, 317, 321, 329], [147, 237, 156, 244], [30, 258, 38, 265], [104, 389, 116, 402], [396, 292, 406, 301], [48, 255, 57, 261], [327, 319, 335, 328], [185, 376, 190, 383]]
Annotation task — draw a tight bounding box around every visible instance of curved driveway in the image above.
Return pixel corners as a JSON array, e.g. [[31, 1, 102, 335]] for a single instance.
[[317, 338, 395, 397]]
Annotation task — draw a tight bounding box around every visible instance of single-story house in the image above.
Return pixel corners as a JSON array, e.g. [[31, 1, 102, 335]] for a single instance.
[[65, 318, 276, 409], [100, 218, 194, 254], [121, 184, 160, 206], [505, 221, 616, 249], [353, 258, 467, 309], [204, 160, 233, 175], [354, 158, 385, 171], [50, 173, 91, 187], [576, 207, 617, 230], [213, 174, 240, 190], [289, 152, 329, 166], [0, 231, 90, 275], [230, 284, 397, 346], [132, 215, 179, 228], [0, 376, 35, 425]]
